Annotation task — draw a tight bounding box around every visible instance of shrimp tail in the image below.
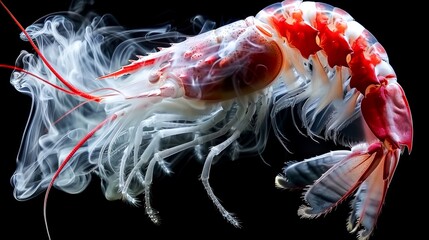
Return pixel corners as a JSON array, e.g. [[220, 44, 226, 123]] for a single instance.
[[265, 1, 413, 239]]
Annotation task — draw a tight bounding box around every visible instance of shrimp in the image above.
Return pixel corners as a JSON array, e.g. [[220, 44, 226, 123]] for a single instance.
[[1, 1, 413, 240]]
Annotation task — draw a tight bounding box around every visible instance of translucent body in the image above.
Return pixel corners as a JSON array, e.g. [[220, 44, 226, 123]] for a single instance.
[[1, 1, 413, 240]]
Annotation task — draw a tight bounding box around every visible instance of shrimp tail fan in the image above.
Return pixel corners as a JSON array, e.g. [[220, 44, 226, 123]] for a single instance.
[[276, 143, 399, 240]]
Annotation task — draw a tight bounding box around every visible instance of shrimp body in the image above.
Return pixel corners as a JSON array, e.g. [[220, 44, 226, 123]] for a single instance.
[[1, 1, 412, 240]]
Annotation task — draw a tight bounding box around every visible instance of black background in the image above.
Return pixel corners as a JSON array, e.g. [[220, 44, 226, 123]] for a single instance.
[[1, 1, 421, 239]]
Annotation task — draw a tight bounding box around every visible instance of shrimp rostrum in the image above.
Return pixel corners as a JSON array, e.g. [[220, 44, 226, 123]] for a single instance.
[[1, 0, 413, 239]]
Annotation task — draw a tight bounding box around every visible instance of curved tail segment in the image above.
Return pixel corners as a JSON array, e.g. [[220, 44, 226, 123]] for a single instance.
[[265, 1, 414, 240]]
